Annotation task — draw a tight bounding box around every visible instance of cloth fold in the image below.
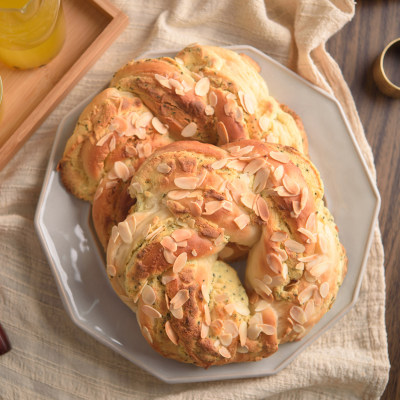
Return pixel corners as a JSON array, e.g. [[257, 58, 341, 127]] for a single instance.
[[0, 0, 390, 398]]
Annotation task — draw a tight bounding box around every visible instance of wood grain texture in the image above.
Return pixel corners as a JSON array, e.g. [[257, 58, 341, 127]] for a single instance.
[[326, 1, 400, 398], [0, 0, 128, 172]]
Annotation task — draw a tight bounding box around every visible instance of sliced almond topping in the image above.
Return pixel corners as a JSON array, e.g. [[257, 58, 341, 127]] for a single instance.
[[253, 278, 272, 296], [219, 333, 233, 347], [154, 73, 172, 89], [239, 321, 247, 346], [224, 303, 235, 315], [201, 283, 209, 303], [230, 145, 254, 157], [173, 252, 187, 273], [301, 186, 309, 210], [165, 321, 178, 345], [142, 285, 156, 305], [142, 305, 162, 319], [157, 163, 171, 174], [107, 264, 116, 277], [161, 236, 177, 253], [253, 167, 270, 193], [211, 319, 224, 334], [114, 161, 130, 182], [171, 229, 192, 242], [191, 249, 198, 256], [109, 136, 116, 152], [118, 220, 132, 244], [237, 345, 249, 353], [293, 324, 306, 334], [219, 346, 231, 358], [310, 261, 330, 277], [283, 175, 300, 196], [215, 293, 228, 302], [136, 112, 153, 128], [298, 227, 317, 243], [263, 274, 273, 284], [142, 326, 153, 344], [176, 240, 187, 247], [163, 249, 177, 264], [292, 200, 302, 217], [209, 91, 218, 106], [227, 159, 247, 171], [259, 115, 270, 131], [152, 117, 168, 134], [181, 121, 197, 137], [234, 214, 250, 230], [94, 185, 103, 201], [223, 320, 239, 337], [175, 57, 184, 65], [217, 121, 229, 145], [305, 299, 315, 319], [201, 322, 209, 339], [243, 92, 256, 115], [269, 151, 290, 163], [240, 192, 256, 209], [295, 262, 305, 271], [244, 158, 266, 175], [254, 300, 269, 312], [96, 132, 113, 147], [205, 105, 215, 115], [275, 186, 293, 197], [266, 253, 283, 274], [290, 306, 308, 324], [195, 77, 210, 96], [259, 324, 275, 335], [161, 273, 177, 285], [174, 176, 198, 190], [170, 306, 183, 319], [235, 302, 250, 316], [270, 231, 288, 242], [306, 212, 316, 231], [130, 181, 143, 194], [203, 200, 223, 215], [204, 303, 211, 326], [170, 289, 189, 309], [143, 142, 152, 158], [247, 324, 262, 340], [319, 282, 330, 298], [285, 239, 306, 253], [318, 232, 328, 254], [298, 285, 318, 305], [167, 190, 191, 200], [211, 158, 228, 170], [273, 165, 284, 181], [256, 197, 269, 222], [221, 200, 233, 211]]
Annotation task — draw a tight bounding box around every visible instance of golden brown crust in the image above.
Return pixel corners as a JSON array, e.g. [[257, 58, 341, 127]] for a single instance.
[[106, 140, 347, 368]]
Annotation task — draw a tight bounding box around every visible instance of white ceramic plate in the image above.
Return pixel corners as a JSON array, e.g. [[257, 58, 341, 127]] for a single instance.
[[34, 45, 380, 383]]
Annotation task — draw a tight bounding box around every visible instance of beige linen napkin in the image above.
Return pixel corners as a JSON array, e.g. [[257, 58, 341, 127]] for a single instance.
[[0, 0, 390, 398]]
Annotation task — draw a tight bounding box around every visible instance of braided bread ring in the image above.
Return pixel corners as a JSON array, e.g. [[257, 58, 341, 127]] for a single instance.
[[58, 45, 307, 206], [106, 140, 347, 368]]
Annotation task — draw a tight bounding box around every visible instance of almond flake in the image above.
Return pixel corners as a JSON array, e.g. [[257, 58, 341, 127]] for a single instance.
[[175, 57, 184, 65], [247, 324, 262, 340], [209, 91, 218, 106], [221, 200, 233, 211], [173, 252, 187, 273], [142, 285, 156, 305], [259, 115, 270, 131], [269, 151, 290, 163], [270, 231, 288, 242], [136, 112, 153, 128], [118, 220, 132, 243], [306, 212, 316, 231], [142, 305, 162, 319], [152, 117, 168, 134], [256, 197, 269, 222], [290, 306, 307, 324], [161, 273, 177, 285], [305, 299, 315, 319], [244, 158, 266, 175], [273, 165, 284, 181], [130, 182, 143, 194], [217, 121, 229, 145], [298, 227, 317, 243], [201, 323, 209, 339], [205, 105, 214, 115], [253, 167, 270, 193], [227, 159, 247, 171], [171, 229, 192, 242], [293, 324, 306, 334], [181, 122, 197, 137], [154, 73, 172, 88], [201, 283, 210, 303], [266, 253, 283, 274], [224, 303, 235, 315], [220, 333, 233, 347], [319, 282, 330, 298], [239, 322, 247, 346], [157, 163, 171, 174], [161, 236, 177, 252], [285, 239, 306, 253], [310, 261, 330, 277], [253, 278, 272, 296], [254, 300, 269, 312], [191, 249, 197, 256], [165, 321, 178, 345], [301, 186, 309, 211], [174, 176, 198, 190], [204, 303, 211, 326], [163, 249, 177, 264], [203, 200, 224, 215], [195, 77, 210, 96], [259, 324, 275, 335], [219, 346, 231, 358], [234, 214, 250, 230], [114, 161, 130, 181], [170, 289, 190, 310], [237, 345, 249, 353], [283, 175, 300, 195], [215, 293, 228, 302], [170, 306, 183, 319], [96, 132, 113, 147], [167, 190, 191, 200], [241, 192, 256, 209], [107, 264, 116, 277], [223, 320, 239, 337], [298, 285, 317, 305], [211, 158, 228, 169], [142, 326, 153, 344], [94, 185, 103, 201]]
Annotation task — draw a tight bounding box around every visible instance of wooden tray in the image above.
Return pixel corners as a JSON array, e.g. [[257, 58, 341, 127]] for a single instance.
[[0, 0, 128, 171]]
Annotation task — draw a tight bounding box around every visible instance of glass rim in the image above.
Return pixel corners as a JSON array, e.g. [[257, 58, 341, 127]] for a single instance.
[[0, 0, 59, 13]]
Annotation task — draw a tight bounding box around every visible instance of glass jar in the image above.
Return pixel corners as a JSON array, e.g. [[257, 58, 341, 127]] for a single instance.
[[0, 0, 65, 69]]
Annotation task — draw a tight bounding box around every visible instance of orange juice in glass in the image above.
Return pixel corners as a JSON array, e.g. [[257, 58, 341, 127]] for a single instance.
[[0, 0, 65, 69]]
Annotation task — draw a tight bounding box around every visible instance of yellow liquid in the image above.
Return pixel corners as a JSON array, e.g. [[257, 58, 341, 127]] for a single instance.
[[0, 0, 65, 69]]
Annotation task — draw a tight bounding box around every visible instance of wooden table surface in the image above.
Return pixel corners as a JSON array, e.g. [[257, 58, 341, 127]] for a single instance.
[[326, 1, 399, 398]]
